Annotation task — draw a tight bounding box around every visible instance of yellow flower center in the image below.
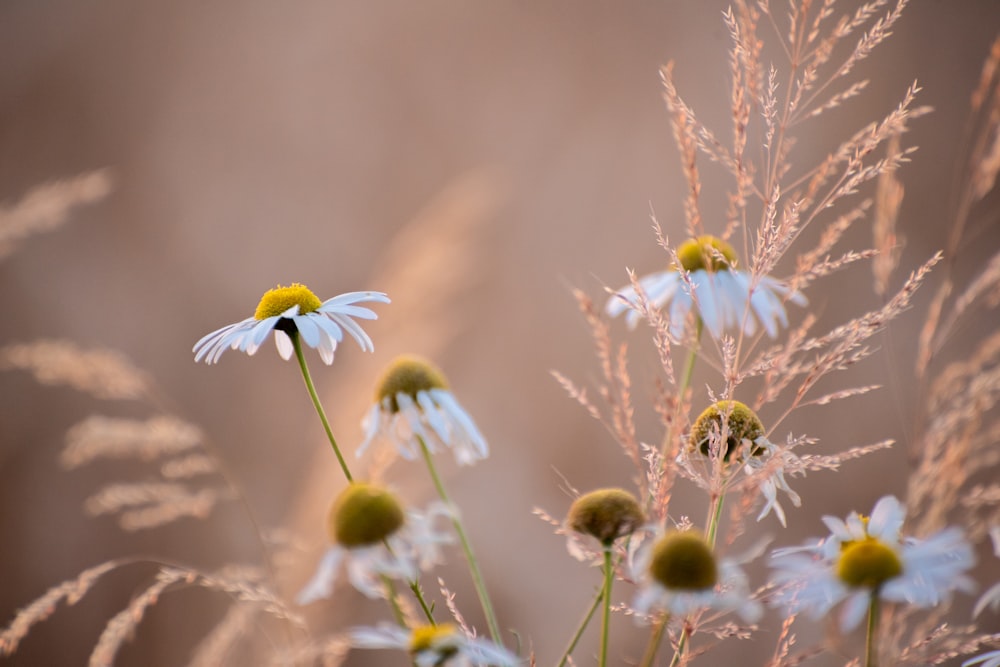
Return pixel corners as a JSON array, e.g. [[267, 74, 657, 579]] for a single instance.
[[649, 531, 718, 591], [689, 400, 765, 461], [568, 488, 644, 544], [675, 235, 738, 272], [837, 537, 903, 589], [409, 623, 460, 659], [253, 283, 323, 320], [327, 482, 405, 548], [375, 355, 449, 413]]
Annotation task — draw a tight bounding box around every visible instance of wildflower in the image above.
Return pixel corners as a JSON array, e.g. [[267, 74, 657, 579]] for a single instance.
[[296, 482, 451, 603], [193, 284, 389, 365], [605, 235, 805, 339], [633, 530, 762, 623], [565, 488, 644, 562], [350, 623, 519, 667], [688, 400, 801, 526], [358, 355, 488, 465], [769, 495, 976, 631]]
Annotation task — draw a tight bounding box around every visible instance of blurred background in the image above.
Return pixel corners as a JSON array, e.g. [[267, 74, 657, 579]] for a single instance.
[[1, 1, 999, 665]]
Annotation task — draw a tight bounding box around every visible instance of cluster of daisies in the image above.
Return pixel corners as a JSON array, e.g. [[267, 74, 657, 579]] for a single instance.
[[189, 248, 993, 667]]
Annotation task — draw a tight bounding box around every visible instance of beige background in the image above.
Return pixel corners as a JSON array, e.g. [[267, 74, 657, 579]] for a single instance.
[[1, 1, 999, 665]]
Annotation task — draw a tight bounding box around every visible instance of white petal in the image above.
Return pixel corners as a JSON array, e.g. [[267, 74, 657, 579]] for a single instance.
[[296, 548, 344, 605], [274, 330, 295, 360]]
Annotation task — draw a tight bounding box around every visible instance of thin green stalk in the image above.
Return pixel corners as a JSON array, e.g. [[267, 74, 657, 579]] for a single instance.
[[555, 586, 604, 667], [660, 317, 704, 460], [410, 580, 436, 624], [638, 614, 669, 667], [417, 436, 503, 644], [291, 334, 352, 481], [865, 592, 881, 667], [704, 491, 726, 549], [599, 545, 614, 667], [381, 574, 408, 627], [667, 627, 691, 667]]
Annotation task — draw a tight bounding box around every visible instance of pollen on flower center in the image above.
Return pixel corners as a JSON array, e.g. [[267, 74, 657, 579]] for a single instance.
[[409, 623, 459, 656], [328, 482, 405, 548], [375, 355, 449, 412], [690, 400, 766, 461], [675, 235, 738, 272], [254, 283, 323, 320], [837, 537, 903, 589], [649, 531, 718, 591], [568, 488, 644, 544]]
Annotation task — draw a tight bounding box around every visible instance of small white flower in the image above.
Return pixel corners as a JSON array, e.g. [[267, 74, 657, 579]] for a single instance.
[[358, 355, 488, 465], [964, 650, 1000, 667], [632, 530, 762, 623], [350, 623, 519, 667], [769, 495, 976, 631], [297, 483, 452, 604], [193, 283, 389, 365], [606, 235, 804, 339], [742, 438, 802, 527]]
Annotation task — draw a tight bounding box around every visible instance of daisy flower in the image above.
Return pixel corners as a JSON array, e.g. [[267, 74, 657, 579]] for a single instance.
[[564, 487, 645, 562], [769, 495, 976, 631], [350, 623, 519, 667], [193, 283, 389, 365], [632, 529, 762, 623], [358, 354, 488, 465], [605, 235, 805, 339], [296, 482, 452, 603], [686, 400, 802, 527]]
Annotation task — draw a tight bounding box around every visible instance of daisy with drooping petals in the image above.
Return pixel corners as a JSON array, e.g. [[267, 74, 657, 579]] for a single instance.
[[769, 495, 976, 631], [606, 235, 805, 339], [193, 283, 389, 365], [296, 482, 452, 603], [358, 354, 488, 466], [632, 529, 762, 623], [350, 623, 519, 667]]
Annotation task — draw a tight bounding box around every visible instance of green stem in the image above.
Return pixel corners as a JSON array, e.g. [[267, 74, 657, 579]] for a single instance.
[[555, 586, 604, 667], [599, 546, 614, 667], [660, 317, 704, 460], [291, 334, 352, 481], [417, 436, 503, 644], [667, 626, 691, 667], [381, 574, 408, 627], [638, 614, 669, 667], [410, 580, 436, 625], [704, 491, 727, 549], [865, 592, 881, 667]]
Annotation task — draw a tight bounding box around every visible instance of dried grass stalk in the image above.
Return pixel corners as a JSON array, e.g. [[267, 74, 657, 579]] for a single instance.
[[62, 415, 203, 468], [0, 340, 148, 400]]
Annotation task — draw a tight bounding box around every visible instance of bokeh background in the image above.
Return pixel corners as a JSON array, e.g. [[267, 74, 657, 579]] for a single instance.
[[1, 1, 999, 665]]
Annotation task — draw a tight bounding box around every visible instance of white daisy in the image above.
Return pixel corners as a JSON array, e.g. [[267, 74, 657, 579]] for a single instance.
[[964, 651, 1000, 667], [686, 400, 802, 527], [350, 623, 519, 667], [769, 495, 976, 631], [632, 530, 762, 623], [193, 283, 389, 365], [606, 235, 805, 339], [358, 355, 488, 466], [296, 482, 452, 603]]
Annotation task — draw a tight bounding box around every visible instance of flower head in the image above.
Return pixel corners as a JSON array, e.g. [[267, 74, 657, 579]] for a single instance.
[[567, 488, 645, 545], [193, 284, 390, 365], [358, 355, 488, 465], [350, 623, 519, 667], [769, 495, 976, 631], [606, 235, 805, 339], [683, 400, 802, 526], [633, 529, 762, 623], [296, 482, 452, 603]]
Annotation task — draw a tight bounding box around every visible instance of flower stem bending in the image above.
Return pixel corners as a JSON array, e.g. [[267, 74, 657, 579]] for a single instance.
[[555, 585, 604, 667], [417, 435, 503, 644], [292, 333, 352, 481]]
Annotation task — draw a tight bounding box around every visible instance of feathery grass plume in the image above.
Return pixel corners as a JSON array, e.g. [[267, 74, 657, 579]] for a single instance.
[[88, 568, 190, 667], [161, 454, 217, 480], [85, 482, 233, 531], [0, 560, 122, 656], [0, 169, 113, 258], [0, 340, 149, 400], [61, 415, 203, 468], [187, 603, 258, 667]]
